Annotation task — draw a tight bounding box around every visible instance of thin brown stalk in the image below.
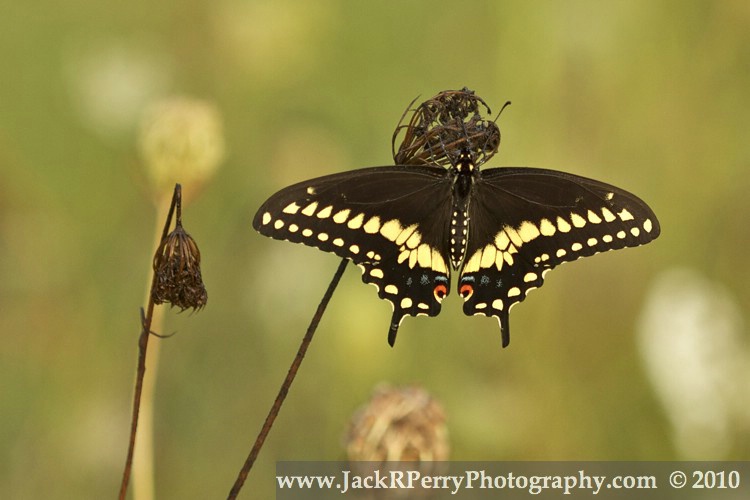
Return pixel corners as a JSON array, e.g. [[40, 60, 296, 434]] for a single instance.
[[119, 185, 182, 500], [227, 258, 349, 499]]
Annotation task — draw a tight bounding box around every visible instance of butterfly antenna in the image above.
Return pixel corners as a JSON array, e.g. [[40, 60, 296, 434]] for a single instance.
[[474, 100, 509, 162], [459, 118, 475, 154], [493, 100, 512, 123], [436, 133, 451, 164]]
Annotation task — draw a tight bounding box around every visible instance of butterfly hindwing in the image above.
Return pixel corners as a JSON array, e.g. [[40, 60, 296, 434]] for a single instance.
[[253, 166, 455, 345], [459, 167, 660, 346]]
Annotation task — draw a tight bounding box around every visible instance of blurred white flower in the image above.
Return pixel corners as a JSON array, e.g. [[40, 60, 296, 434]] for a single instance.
[[64, 40, 172, 139], [637, 268, 750, 459]]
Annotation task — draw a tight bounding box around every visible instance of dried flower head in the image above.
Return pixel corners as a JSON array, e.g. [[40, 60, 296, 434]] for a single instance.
[[393, 87, 502, 168], [345, 385, 449, 492], [152, 222, 207, 311], [138, 96, 225, 201], [346, 386, 449, 499]]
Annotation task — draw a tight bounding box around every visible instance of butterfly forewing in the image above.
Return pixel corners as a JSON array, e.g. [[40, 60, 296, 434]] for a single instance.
[[253, 165, 456, 345], [458, 167, 660, 346]]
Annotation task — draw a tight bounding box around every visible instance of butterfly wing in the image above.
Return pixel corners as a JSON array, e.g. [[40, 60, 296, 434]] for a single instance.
[[459, 167, 660, 347], [253, 165, 454, 346]]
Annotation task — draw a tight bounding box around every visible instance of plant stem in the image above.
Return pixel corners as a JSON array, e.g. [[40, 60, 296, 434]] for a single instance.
[[119, 185, 181, 500], [227, 258, 348, 499]]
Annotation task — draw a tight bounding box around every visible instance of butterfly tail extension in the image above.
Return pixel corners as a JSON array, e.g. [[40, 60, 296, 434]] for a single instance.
[[459, 265, 545, 348], [388, 312, 402, 347], [464, 297, 520, 348], [499, 310, 510, 348], [379, 280, 446, 347], [386, 295, 443, 347]]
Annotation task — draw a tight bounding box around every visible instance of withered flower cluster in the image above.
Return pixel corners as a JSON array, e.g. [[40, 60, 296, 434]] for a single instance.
[[152, 222, 207, 311], [392, 87, 503, 168]]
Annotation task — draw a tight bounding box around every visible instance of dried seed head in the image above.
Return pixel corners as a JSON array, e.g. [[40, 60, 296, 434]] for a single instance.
[[152, 223, 207, 311], [345, 385, 449, 490], [138, 96, 225, 202], [393, 87, 501, 168]]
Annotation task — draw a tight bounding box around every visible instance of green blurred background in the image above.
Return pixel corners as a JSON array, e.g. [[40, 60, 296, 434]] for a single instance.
[[2, 0, 749, 498]]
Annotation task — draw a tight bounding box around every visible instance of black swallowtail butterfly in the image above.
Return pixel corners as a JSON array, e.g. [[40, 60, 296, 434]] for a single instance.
[[253, 90, 660, 348]]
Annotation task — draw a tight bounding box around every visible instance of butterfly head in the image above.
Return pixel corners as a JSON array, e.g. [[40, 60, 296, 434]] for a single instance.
[[453, 149, 478, 175]]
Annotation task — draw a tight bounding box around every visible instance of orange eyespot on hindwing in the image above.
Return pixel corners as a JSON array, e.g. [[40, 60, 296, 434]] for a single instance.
[[459, 283, 474, 300], [433, 283, 448, 302]]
